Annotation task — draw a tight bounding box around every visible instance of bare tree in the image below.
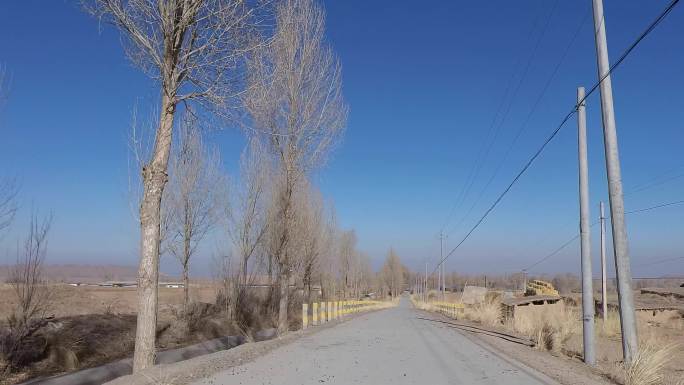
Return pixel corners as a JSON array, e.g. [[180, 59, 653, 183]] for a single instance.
[[8, 212, 53, 327], [88, 0, 259, 369], [211, 252, 233, 313], [227, 137, 270, 314], [337, 230, 356, 298], [296, 182, 329, 304], [381, 248, 404, 298], [166, 116, 224, 310], [0, 178, 18, 236], [246, 0, 347, 333], [0, 66, 17, 237]]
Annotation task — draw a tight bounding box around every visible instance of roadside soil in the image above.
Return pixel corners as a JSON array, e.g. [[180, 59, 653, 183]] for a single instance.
[[417, 309, 613, 385], [0, 284, 279, 385]]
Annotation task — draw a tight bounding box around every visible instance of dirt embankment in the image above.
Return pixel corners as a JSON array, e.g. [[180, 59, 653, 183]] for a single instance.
[[0, 284, 295, 385]]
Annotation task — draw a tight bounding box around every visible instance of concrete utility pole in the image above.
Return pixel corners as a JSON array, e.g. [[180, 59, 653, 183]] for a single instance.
[[443, 235, 448, 300], [439, 232, 445, 301], [576, 86, 595, 366], [424, 262, 428, 302], [591, 0, 638, 364], [600, 201, 608, 321]]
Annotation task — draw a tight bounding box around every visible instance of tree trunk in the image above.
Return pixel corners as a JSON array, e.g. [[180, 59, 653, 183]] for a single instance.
[[268, 254, 273, 284], [304, 264, 312, 304], [183, 201, 191, 310], [133, 94, 175, 372], [182, 264, 189, 310], [277, 268, 289, 334]]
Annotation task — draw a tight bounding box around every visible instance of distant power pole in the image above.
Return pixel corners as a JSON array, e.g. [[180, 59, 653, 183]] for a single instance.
[[592, 0, 638, 364], [439, 232, 446, 301], [437, 237, 442, 297], [424, 262, 428, 302], [600, 201, 608, 321], [443, 234, 448, 300], [577, 86, 595, 365]]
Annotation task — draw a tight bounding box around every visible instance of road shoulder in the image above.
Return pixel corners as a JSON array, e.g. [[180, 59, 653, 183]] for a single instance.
[[104, 311, 375, 385], [414, 309, 614, 385]]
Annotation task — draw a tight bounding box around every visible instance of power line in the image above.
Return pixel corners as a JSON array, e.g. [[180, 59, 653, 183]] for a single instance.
[[634, 256, 684, 267], [625, 199, 684, 214], [440, 0, 559, 233], [521, 198, 684, 271], [624, 171, 684, 197], [431, 0, 682, 277], [446, 8, 590, 237]]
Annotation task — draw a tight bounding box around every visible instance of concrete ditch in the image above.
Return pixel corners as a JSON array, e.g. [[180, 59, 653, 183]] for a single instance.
[[21, 329, 277, 385]]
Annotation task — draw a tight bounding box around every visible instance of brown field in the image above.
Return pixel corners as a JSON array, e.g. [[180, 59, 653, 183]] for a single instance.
[[0, 283, 218, 319], [0, 283, 277, 385]]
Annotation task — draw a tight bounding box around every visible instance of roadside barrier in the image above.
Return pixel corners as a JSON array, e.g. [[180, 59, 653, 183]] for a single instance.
[[302, 303, 309, 329], [411, 296, 465, 319], [301, 299, 396, 330], [312, 302, 319, 325]]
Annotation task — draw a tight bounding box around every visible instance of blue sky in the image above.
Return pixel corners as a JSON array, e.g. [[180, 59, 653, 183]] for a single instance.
[[0, 0, 682, 278]]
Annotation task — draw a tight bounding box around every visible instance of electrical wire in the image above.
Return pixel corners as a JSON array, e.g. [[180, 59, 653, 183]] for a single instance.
[[625, 199, 684, 214], [634, 256, 684, 267], [439, 0, 559, 233], [521, 198, 684, 271], [430, 0, 682, 277], [447, 8, 590, 237]]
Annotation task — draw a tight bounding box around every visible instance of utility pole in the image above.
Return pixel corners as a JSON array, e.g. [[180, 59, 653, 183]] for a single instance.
[[522, 270, 527, 293], [592, 0, 638, 364], [443, 235, 448, 300], [600, 201, 608, 321], [424, 262, 428, 302], [577, 86, 595, 365], [439, 232, 445, 301]]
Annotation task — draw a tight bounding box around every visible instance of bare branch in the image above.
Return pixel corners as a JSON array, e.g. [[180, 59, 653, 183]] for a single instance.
[[166, 113, 225, 308], [0, 177, 18, 236]]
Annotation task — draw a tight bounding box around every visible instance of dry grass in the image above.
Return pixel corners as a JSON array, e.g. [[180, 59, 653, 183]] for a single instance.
[[598, 310, 622, 338], [464, 300, 501, 327], [610, 338, 679, 385], [508, 303, 580, 352]]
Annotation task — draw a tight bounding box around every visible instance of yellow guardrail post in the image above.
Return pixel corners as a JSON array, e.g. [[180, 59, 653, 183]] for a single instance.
[[312, 302, 318, 325], [302, 303, 308, 329]]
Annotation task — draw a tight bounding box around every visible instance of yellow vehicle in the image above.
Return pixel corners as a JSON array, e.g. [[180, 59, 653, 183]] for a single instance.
[[525, 279, 559, 297]]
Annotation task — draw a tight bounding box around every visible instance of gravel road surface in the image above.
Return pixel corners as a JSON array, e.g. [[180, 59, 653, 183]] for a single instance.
[[192, 298, 559, 385]]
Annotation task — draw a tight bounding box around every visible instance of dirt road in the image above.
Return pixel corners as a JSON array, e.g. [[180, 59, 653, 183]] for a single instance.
[[191, 298, 559, 385]]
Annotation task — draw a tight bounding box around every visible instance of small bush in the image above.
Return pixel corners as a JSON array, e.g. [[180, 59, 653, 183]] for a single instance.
[[598, 310, 622, 338], [509, 303, 580, 352], [465, 300, 501, 327], [615, 340, 679, 385]]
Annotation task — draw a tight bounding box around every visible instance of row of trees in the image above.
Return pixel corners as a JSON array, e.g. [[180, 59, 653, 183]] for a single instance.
[[3, 0, 410, 373], [87, 0, 390, 372]]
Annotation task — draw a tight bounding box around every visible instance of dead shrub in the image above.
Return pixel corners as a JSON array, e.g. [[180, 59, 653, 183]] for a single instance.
[[1, 213, 54, 374], [464, 300, 501, 327], [611, 339, 679, 385], [598, 310, 622, 338], [182, 302, 218, 332], [508, 303, 580, 352], [0, 319, 49, 373]]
